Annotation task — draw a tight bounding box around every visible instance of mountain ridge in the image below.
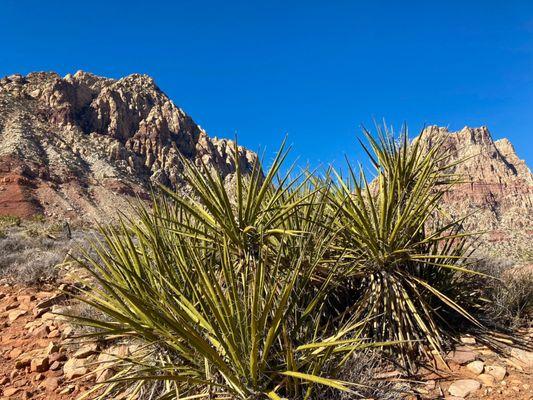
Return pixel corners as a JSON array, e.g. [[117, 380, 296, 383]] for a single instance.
[[0, 71, 531, 259], [0, 71, 256, 221]]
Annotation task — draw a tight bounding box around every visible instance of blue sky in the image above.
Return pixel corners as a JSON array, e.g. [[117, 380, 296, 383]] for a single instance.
[[2, 0, 532, 169]]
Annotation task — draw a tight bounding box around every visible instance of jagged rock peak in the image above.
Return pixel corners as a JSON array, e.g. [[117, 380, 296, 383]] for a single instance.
[[418, 125, 532, 260], [0, 71, 257, 221]]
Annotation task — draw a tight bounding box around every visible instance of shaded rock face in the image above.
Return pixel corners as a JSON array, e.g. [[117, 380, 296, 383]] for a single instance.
[[0, 71, 257, 221], [420, 126, 532, 259]]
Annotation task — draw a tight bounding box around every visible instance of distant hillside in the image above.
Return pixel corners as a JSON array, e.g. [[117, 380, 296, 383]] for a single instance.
[[0, 72, 531, 258], [420, 126, 532, 260], [0, 71, 256, 221]]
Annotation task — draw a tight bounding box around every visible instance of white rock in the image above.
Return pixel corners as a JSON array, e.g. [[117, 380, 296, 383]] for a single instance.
[[478, 373, 496, 387], [485, 365, 506, 381], [448, 379, 481, 397], [466, 360, 484, 375]]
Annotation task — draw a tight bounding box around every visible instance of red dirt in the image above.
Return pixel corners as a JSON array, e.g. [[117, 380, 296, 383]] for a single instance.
[[0, 158, 41, 218]]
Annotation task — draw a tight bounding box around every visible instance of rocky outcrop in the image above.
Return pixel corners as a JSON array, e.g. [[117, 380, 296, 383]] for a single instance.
[[0, 71, 257, 221], [420, 126, 532, 259]]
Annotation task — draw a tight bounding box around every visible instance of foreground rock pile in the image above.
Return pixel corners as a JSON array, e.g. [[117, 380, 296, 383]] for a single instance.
[[0, 283, 140, 399], [1, 281, 532, 399], [413, 338, 533, 399]]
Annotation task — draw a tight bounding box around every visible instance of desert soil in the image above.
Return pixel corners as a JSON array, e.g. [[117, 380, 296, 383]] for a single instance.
[[1, 282, 532, 400]]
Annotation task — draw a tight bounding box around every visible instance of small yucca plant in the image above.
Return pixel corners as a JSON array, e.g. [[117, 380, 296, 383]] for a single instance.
[[73, 142, 379, 400], [326, 126, 485, 369]]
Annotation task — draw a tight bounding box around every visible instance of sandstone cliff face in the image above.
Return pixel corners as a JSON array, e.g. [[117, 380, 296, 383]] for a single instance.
[[0, 71, 256, 221], [420, 126, 532, 260]]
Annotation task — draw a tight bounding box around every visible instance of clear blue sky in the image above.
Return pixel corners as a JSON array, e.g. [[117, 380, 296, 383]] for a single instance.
[[1, 0, 532, 169]]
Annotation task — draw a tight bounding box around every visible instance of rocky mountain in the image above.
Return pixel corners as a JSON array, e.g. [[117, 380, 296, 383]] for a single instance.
[[0, 71, 256, 222], [420, 126, 532, 260], [0, 72, 531, 258]]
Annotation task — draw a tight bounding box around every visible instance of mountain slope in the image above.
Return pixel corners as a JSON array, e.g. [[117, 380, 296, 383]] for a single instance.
[[421, 126, 532, 259], [0, 71, 256, 221]]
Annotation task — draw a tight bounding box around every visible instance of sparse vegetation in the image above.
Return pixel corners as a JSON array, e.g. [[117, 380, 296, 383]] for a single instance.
[[0, 219, 93, 285], [73, 128, 491, 399], [475, 258, 533, 330]]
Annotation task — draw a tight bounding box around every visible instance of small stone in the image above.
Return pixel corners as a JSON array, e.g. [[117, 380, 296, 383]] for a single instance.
[[47, 329, 60, 338], [510, 348, 533, 369], [478, 373, 496, 387], [3, 387, 22, 397], [448, 379, 481, 397], [9, 347, 23, 359], [40, 377, 59, 392], [49, 351, 67, 362], [466, 360, 484, 375], [33, 307, 49, 318], [460, 336, 476, 345], [63, 358, 88, 379], [32, 325, 50, 338], [30, 356, 49, 372], [44, 342, 60, 355], [447, 347, 477, 365], [49, 360, 61, 371], [18, 294, 36, 303], [485, 365, 506, 381], [8, 309, 27, 322], [35, 293, 67, 310], [0, 376, 9, 385], [73, 342, 98, 359]]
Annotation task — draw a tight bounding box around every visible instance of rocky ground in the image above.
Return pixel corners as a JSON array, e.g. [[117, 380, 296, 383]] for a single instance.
[[0, 281, 531, 400], [0, 282, 138, 400]]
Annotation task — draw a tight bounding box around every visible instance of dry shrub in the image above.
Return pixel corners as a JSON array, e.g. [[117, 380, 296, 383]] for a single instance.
[[315, 351, 408, 400], [0, 223, 95, 285], [475, 258, 533, 330]]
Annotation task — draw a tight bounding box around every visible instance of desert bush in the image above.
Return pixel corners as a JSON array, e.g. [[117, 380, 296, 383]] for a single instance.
[[475, 258, 533, 330], [73, 130, 487, 397], [0, 225, 94, 285], [0, 214, 21, 228], [324, 127, 484, 369], [74, 142, 373, 400], [315, 350, 408, 400]]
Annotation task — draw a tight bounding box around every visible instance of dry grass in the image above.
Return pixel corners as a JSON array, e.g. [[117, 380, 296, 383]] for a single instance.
[[0, 216, 95, 285], [474, 258, 533, 330], [315, 351, 409, 400]]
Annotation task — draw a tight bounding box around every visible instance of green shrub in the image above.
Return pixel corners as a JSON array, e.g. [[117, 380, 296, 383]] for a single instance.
[[325, 127, 484, 369], [74, 130, 486, 397], [0, 214, 21, 228], [74, 142, 375, 400]]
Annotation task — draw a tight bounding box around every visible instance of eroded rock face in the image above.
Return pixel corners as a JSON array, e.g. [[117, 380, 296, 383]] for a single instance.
[[419, 126, 532, 259], [0, 71, 257, 221]]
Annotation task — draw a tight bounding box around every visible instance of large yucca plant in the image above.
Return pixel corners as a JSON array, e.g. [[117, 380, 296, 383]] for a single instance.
[[326, 126, 485, 369], [73, 142, 379, 400]]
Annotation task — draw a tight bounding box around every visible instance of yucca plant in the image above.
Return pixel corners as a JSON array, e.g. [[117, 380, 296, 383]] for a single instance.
[[72, 142, 381, 400], [326, 125, 485, 369]]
